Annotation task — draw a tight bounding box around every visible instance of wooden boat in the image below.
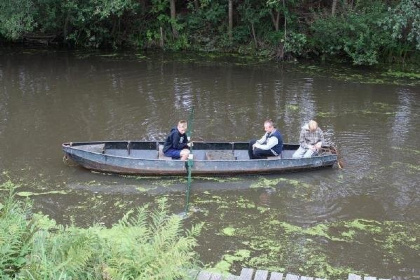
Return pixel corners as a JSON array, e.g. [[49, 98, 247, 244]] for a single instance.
[[62, 141, 338, 176]]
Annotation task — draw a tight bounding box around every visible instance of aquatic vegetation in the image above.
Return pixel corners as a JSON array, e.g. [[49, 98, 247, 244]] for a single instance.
[[136, 185, 157, 193], [16, 190, 67, 197], [194, 190, 419, 279], [391, 146, 420, 155], [213, 250, 251, 273], [390, 162, 420, 174], [297, 64, 420, 86], [383, 71, 420, 79], [222, 227, 236, 236], [197, 177, 242, 183], [286, 104, 299, 111]]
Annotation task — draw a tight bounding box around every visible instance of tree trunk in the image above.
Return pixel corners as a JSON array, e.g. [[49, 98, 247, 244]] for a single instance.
[[63, 12, 70, 44], [228, 0, 233, 41], [270, 10, 280, 31], [170, 0, 178, 38], [251, 22, 257, 48], [332, 0, 338, 16], [281, 0, 287, 60], [160, 27, 164, 48], [193, 0, 199, 11]]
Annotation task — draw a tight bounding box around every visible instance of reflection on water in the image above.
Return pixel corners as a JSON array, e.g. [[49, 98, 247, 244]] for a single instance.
[[0, 49, 419, 278]]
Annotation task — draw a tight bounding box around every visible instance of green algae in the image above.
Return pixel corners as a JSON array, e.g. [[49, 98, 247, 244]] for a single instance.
[[16, 190, 68, 197], [250, 177, 304, 189], [195, 190, 420, 278], [286, 104, 299, 111], [136, 186, 157, 192], [391, 146, 420, 155], [390, 162, 420, 174], [212, 249, 251, 273], [222, 227, 236, 236], [297, 64, 420, 86]]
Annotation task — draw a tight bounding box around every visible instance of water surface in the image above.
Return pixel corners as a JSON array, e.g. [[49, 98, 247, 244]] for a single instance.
[[0, 49, 419, 279]]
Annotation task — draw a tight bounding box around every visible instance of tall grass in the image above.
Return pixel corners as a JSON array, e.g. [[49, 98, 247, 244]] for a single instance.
[[0, 181, 202, 279]]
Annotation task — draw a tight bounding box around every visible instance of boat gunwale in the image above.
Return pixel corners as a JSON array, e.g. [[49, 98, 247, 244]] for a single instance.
[[62, 141, 337, 163]]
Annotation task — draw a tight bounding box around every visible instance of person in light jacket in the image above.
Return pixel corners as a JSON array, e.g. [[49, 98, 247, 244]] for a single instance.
[[248, 119, 283, 159], [292, 120, 324, 158]]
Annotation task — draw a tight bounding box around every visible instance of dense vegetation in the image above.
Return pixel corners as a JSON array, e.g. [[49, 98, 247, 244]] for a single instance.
[[0, 181, 202, 279], [0, 0, 418, 66]]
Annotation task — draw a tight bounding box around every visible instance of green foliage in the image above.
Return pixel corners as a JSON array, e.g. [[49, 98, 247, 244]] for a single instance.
[[62, 0, 139, 48], [310, 0, 419, 65], [0, 0, 36, 39], [381, 0, 420, 50], [0, 181, 37, 278], [284, 32, 307, 55], [0, 182, 202, 279], [0, 0, 417, 65], [310, 1, 391, 65]]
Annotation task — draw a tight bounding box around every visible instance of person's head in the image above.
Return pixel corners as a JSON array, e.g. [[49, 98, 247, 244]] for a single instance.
[[308, 120, 318, 132], [177, 120, 188, 134], [264, 119, 275, 133]]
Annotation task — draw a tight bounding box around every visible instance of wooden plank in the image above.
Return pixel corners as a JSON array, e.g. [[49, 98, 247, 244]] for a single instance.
[[364, 277, 376, 280], [269, 272, 284, 280], [239, 268, 254, 280], [226, 275, 239, 280], [206, 150, 236, 160], [300, 276, 313, 280], [197, 271, 212, 280], [285, 274, 300, 280], [348, 274, 362, 280], [254, 270, 269, 280], [315, 278, 326, 280], [210, 273, 223, 280]]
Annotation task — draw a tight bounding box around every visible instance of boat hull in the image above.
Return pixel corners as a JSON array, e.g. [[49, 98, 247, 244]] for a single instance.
[[62, 141, 338, 176]]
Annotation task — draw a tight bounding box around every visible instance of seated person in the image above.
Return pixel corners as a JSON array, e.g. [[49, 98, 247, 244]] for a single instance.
[[249, 119, 283, 159], [292, 120, 324, 158], [163, 120, 192, 160]]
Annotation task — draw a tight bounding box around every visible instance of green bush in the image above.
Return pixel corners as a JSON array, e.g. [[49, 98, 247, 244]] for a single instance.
[[0, 181, 202, 279], [310, 1, 391, 65]]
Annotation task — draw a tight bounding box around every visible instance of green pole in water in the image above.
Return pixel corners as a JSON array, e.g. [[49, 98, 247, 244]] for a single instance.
[[184, 107, 194, 214]]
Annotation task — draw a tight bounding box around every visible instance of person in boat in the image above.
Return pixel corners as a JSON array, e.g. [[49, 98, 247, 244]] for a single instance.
[[248, 119, 283, 159], [292, 120, 325, 158], [163, 120, 192, 160]]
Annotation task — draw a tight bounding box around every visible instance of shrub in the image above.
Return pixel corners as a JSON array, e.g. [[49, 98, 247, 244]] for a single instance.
[[0, 181, 202, 279]]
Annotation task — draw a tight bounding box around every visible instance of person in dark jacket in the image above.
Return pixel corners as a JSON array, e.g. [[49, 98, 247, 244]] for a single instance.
[[163, 120, 192, 160], [249, 119, 283, 159]]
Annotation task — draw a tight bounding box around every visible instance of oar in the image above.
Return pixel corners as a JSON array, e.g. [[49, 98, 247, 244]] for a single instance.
[[184, 107, 195, 214], [330, 146, 344, 169]]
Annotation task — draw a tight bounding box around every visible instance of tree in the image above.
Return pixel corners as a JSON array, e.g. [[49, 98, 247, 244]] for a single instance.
[[0, 0, 36, 39], [170, 0, 178, 38]]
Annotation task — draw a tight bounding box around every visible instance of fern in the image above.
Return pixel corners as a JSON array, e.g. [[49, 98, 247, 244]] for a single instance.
[[1, 181, 202, 280]]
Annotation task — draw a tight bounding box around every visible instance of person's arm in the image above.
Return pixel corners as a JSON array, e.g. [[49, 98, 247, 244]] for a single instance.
[[254, 137, 278, 150], [314, 129, 325, 149], [256, 133, 268, 145]]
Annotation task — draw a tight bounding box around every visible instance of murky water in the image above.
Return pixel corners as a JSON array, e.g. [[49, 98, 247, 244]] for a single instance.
[[0, 48, 419, 279]]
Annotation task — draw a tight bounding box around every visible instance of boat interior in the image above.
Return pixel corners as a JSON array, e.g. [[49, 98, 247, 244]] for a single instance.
[[68, 141, 330, 161]]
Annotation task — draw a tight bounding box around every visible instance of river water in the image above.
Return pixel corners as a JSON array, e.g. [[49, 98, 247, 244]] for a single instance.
[[0, 49, 419, 279]]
